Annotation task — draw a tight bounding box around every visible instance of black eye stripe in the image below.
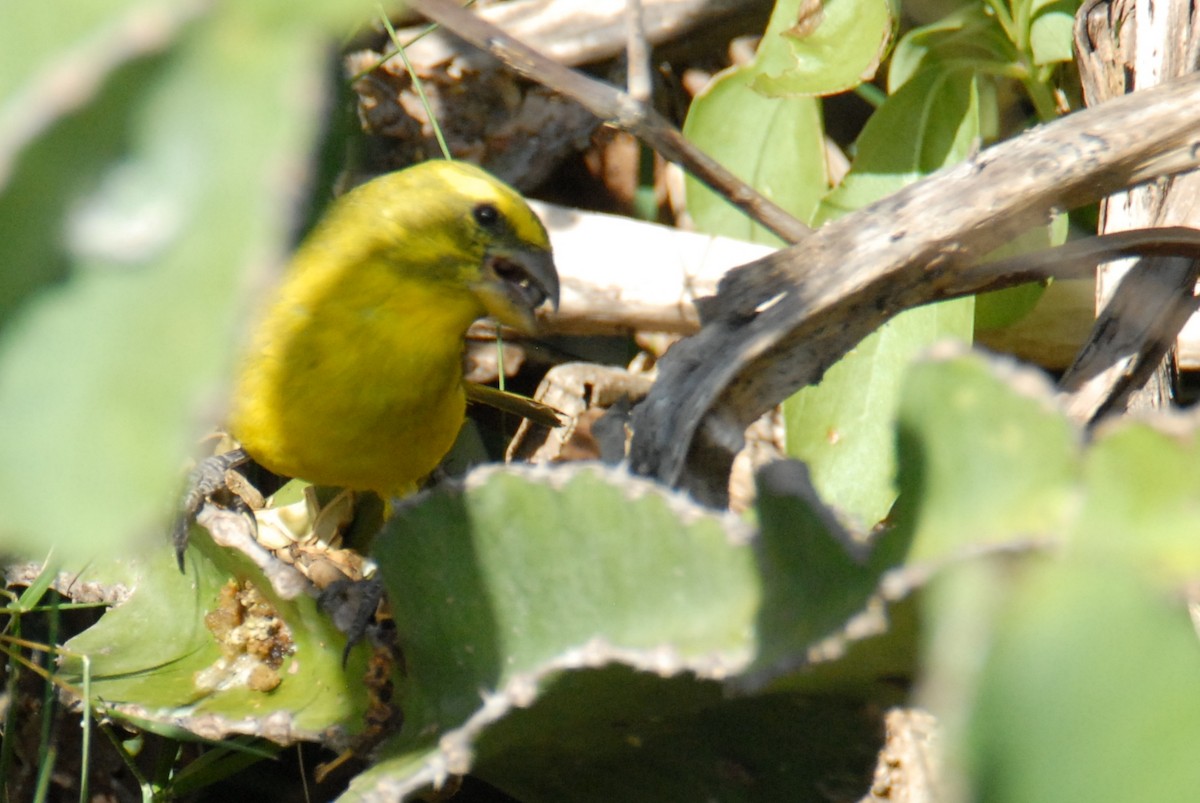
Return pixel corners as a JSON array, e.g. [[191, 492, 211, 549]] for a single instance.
[[473, 203, 500, 227]]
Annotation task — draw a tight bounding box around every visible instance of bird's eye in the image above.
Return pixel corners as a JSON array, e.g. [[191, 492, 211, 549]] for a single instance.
[[473, 203, 500, 228]]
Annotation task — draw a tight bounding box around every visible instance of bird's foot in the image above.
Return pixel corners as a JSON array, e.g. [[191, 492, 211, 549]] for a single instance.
[[171, 447, 253, 571]]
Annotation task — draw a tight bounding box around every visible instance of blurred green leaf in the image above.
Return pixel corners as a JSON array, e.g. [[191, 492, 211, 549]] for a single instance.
[[893, 350, 1077, 561], [898, 353, 1200, 802], [973, 278, 1047, 331], [1075, 419, 1200, 580], [0, 5, 198, 330], [888, 5, 1014, 92], [966, 563, 1200, 803], [0, 8, 344, 561], [0, 0, 201, 176], [1027, 0, 1079, 65]]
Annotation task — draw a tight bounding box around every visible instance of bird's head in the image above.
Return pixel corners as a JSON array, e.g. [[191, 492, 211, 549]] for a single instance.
[[331, 160, 559, 334], [468, 208, 558, 334]]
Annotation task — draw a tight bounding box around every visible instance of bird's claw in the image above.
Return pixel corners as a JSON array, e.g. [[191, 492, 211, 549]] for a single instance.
[[172, 448, 252, 571], [319, 576, 388, 667]]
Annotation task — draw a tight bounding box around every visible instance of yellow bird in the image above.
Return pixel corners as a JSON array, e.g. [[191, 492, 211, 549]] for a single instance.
[[175, 160, 557, 565], [228, 159, 557, 494]]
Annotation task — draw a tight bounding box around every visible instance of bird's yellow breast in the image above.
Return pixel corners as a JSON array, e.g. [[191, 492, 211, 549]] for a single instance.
[[227, 255, 485, 497]]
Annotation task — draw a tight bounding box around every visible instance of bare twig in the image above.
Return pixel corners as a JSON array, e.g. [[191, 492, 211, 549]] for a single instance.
[[405, 0, 812, 243], [624, 0, 653, 105], [1059, 254, 1200, 421]]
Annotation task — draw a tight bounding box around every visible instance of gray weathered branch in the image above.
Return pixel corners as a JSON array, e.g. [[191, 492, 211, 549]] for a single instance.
[[626, 72, 1200, 501]]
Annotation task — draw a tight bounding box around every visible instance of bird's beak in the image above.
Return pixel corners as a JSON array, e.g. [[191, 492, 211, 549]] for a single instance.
[[473, 246, 559, 334]]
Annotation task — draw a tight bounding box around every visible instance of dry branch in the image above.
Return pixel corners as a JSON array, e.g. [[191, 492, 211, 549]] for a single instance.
[[531, 201, 774, 334], [623, 72, 1200, 501]]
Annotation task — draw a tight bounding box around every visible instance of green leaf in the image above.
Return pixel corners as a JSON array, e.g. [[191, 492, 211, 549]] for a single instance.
[[894, 352, 1200, 801], [820, 67, 983, 218], [888, 5, 1015, 92], [352, 463, 904, 798], [0, 9, 334, 561], [59, 529, 372, 742], [745, 460, 912, 685], [783, 301, 974, 527], [1028, 0, 1080, 65], [378, 466, 760, 724], [364, 465, 761, 795], [892, 350, 1078, 561], [750, 0, 897, 97], [966, 563, 1200, 803], [1075, 418, 1200, 580], [351, 667, 885, 802], [683, 67, 826, 244], [0, 0, 199, 168], [785, 68, 980, 528]]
